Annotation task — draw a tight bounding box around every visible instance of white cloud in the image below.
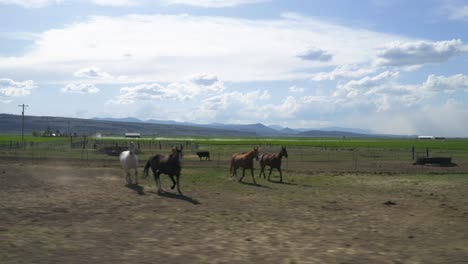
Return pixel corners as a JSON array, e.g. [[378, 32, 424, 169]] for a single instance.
[[62, 83, 100, 94], [74, 66, 113, 79], [377, 39, 465, 67], [297, 47, 333, 62], [0, 0, 62, 8], [0, 13, 415, 83], [190, 73, 219, 86], [288, 86, 304, 93], [164, 0, 268, 8], [446, 3, 468, 21], [335, 71, 399, 98], [311, 64, 377, 81], [193, 89, 291, 123], [92, 0, 140, 6], [422, 73, 468, 93], [0, 78, 36, 102], [110, 78, 224, 104]]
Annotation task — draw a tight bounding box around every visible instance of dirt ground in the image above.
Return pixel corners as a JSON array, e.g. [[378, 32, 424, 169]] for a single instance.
[[1, 159, 468, 264]]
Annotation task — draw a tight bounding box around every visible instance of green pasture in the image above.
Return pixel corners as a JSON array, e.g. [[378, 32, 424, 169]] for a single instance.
[[86, 136, 468, 151], [0, 135, 468, 155], [2, 134, 468, 150], [0, 135, 69, 144]]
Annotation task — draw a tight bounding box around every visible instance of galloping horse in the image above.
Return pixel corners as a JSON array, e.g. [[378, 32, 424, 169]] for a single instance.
[[143, 145, 183, 195], [120, 142, 139, 185], [259, 146, 288, 182], [230, 147, 259, 184]]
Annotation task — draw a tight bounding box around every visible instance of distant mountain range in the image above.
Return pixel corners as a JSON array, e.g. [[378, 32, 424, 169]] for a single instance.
[[0, 113, 399, 138], [90, 117, 384, 138], [91, 117, 377, 137]]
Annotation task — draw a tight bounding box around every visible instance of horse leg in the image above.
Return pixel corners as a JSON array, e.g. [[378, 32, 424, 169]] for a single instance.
[[126, 170, 132, 184], [231, 165, 237, 180], [154, 172, 163, 194], [259, 165, 265, 179], [268, 167, 273, 181], [175, 174, 182, 195], [251, 168, 257, 185], [134, 168, 138, 185], [230, 162, 235, 178], [278, 167, 283, 183], [168, 174, 176, 190], [239, 168, 245, 182]]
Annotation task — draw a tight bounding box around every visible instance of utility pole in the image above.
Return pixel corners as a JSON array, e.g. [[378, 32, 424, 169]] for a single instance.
[[18, 104, 29, 147]]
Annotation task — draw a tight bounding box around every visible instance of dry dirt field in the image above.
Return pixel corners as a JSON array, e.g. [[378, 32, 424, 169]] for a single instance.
[[1, 158, 468, 264]]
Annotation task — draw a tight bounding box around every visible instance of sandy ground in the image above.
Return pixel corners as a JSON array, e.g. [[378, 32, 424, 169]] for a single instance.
[[1, 159, 468, 264]]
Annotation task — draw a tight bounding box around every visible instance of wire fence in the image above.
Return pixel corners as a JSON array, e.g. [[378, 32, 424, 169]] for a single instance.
[[1, 139, 467, 174]]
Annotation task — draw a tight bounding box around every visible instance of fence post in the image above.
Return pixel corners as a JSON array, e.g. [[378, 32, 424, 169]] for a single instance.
[[31, 142, 34, 165], [412, 146, 415, 160]]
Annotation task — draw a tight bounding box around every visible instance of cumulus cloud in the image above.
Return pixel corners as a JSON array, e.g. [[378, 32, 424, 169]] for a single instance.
[[62, 83, 100, 94], [111, 83, 167, 104], [335, 71, 399, 98], [297, 48, 333, 62], [164, 0, 268, 8], [193, 90, 293, 123], [311, 64, 377, 81], [329, 71, 431, 112], [377, 39, 465, 67], [422, 73, 468, 93], [74, 66, 113, 79], [0, 78, 36, 102], [111, 79, 224, 104], [0, 0, 62, 8], [190, 73, 219, 86]]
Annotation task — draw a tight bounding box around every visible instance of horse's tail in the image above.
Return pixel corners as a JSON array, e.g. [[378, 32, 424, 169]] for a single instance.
[[259, 153, 266, 166], [143, 158, 152, 178], [229, 156, 235, 176]]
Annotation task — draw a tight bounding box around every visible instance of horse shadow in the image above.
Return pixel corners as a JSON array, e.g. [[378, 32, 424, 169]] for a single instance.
[[125, 183, 145, 195], [239, 181, 272, 189], [268, 180, 298, 186], [153, 191, 201, 205]]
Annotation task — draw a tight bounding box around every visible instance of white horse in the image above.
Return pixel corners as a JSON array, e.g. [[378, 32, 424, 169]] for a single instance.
[[120, 142, 139, 185]]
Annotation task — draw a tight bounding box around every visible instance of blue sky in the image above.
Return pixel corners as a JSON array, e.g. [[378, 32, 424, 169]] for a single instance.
[[1, 0, 468, 136]]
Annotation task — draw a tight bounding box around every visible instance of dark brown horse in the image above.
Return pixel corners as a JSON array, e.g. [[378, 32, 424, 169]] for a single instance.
[[259, 146, 288, 182], [143, 145, 183, 195], [230, 147, 259, 184]]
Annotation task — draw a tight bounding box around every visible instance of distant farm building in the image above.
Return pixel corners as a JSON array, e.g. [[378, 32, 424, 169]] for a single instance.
[[418, 136, 446, 140], [125, 133, 141, 138]]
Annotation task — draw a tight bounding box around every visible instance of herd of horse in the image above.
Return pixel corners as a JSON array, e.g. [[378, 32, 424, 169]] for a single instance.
[[120, 142, 288, 195]]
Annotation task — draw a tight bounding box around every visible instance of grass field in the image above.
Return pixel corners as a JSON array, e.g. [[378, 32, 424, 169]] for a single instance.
[[3, 134, 468, 150]]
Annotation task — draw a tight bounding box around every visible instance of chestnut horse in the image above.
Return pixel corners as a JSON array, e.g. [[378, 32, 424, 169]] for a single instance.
[[143, 145, 183, 195], [230, 147, 259, 184], [259, 146, 288, 182]]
